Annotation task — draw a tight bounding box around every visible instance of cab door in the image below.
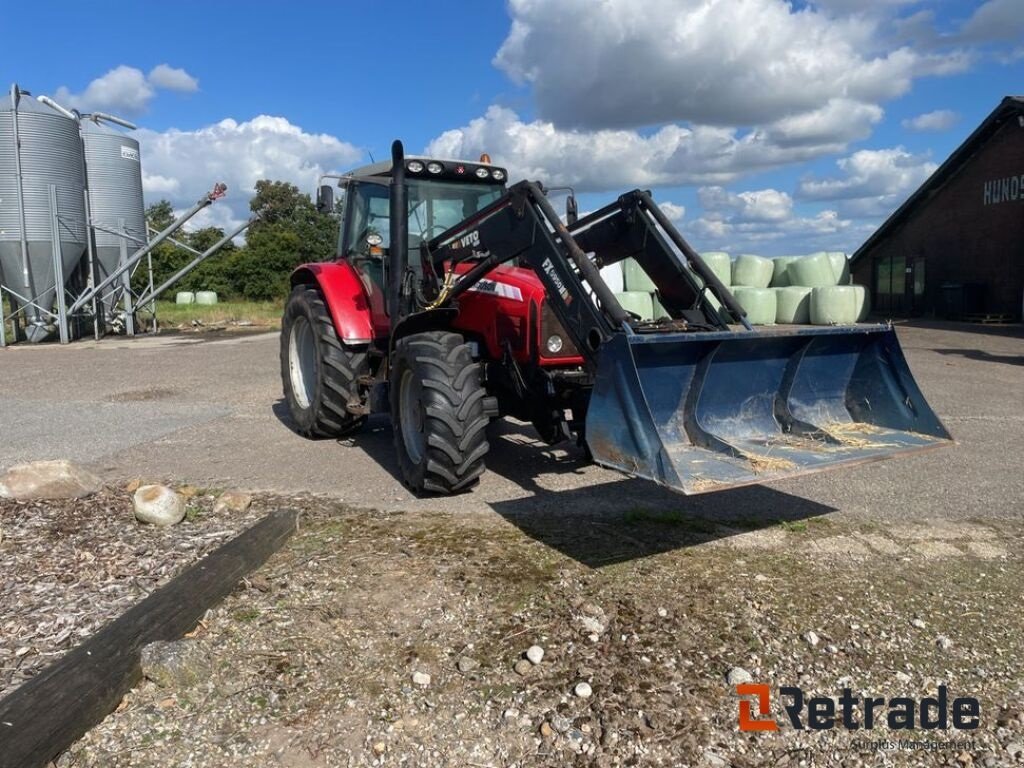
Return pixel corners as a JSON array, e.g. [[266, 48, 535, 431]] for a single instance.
[[340, 181, 392, 336]]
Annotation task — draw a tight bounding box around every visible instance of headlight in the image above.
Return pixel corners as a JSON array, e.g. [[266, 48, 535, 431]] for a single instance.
[[475, 167, 490, 179], [427, 162, 443, 174], [491, 169, 506, 181], [546, 334, 563, 354], [407, 160, 424, 173]]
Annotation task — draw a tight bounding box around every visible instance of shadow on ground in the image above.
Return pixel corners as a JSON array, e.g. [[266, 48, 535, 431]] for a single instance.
[[273, 403, 838, 569], [892, 318, 1024, 339], [931, 348, 1024, 366]]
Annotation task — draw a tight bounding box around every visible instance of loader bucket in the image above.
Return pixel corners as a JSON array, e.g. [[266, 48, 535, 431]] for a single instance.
[[585, 324, 952, 495]]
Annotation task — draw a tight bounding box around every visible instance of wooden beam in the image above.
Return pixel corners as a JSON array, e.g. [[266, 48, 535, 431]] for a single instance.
[[0, 509, 299, 768]]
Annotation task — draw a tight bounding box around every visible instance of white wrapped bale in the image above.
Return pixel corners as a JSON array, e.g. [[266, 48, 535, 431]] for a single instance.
[[598, 262, 624, 293], [732, 286, 777, 325], [615, 291, 655, 321], [771, 256, 799, 287], [195, 291, 218, 305], [790, 253, 838, 288], [773, 286, 813, 324], [827, 252, 851, 285], [700, 251, 732, 287], [622, 258, 656, 292], [732, 254, 773, 288], [851, 284, 870, 322], [811, 286, 858, 325], [175, 292, 195, 305]]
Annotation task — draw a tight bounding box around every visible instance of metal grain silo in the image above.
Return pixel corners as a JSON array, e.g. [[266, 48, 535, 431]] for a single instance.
[[0, 84, 87, 342], [80, 115, 146, 321]]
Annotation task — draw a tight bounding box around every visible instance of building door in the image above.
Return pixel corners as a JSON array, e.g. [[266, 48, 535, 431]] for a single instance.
[[907, 257, 926, 315]]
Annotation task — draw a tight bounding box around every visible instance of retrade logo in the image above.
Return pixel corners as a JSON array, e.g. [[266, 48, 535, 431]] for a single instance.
[[736, 685, 980, 732], [737, 684, 779, 732]]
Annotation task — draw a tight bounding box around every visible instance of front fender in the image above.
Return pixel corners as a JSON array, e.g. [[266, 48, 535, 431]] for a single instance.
[[291, 262, 374, 343]]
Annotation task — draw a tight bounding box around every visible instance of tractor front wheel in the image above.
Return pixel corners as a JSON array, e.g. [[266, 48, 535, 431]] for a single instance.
[[280, 284, 368, 438], [390, 331, 489, 494]]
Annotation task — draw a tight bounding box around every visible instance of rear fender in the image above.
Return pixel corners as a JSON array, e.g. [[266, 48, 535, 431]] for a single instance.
[[291, 262, 374, 344]]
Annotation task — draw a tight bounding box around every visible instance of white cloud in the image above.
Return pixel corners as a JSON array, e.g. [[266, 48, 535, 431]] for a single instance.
[[798, 147, 935, 200], [959, 0, 1024, 42], [690, 184, 866, 254], [53, 64, 199, 115], [660, 202, 685, 221], [901, 109, 958, 132], [495, 0, 934, 132], [796, 147, 936, 218], [427, 105, 878, 194], [698, 187, 793, 222], [137, 115, 363, 231], [148, 64, 199, 93], [55, 66, 154, 114]]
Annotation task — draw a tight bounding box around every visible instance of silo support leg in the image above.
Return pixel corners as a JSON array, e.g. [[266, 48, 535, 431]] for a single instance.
[[49, 186, 70, 345]]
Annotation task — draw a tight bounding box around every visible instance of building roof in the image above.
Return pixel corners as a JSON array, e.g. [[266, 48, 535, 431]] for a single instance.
[[851, 96, 1024, 265]]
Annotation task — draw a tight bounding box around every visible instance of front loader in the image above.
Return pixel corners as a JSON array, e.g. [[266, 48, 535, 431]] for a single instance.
[[281, 140, 951, 496]]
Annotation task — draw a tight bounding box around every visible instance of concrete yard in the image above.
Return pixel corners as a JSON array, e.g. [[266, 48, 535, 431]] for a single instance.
[[0, 321, 1020, 523], [2, 321, 1023, 766]]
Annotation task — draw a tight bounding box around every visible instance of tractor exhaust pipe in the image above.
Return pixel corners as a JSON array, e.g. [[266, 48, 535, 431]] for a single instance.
[[389, 140, 408, 319]]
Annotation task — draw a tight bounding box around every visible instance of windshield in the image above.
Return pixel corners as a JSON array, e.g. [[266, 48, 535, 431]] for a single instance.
[[407, 180, 503, 245], [347, 180, 503, 253]]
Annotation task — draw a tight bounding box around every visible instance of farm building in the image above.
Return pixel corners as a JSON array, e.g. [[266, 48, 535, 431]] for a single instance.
[[851, 96, 1024, 321]]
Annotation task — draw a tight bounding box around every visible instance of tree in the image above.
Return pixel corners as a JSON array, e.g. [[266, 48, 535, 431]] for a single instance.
[[227, 180, 339, 300]]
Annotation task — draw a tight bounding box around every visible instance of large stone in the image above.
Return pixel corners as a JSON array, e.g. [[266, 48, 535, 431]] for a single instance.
[[213, 490, 253, 515], [141, 640, 211, 689], [0, 460, 102, 500], [133, 485, 186, 527]]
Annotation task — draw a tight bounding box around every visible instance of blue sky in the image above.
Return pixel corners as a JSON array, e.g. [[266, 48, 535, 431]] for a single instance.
[[4, 0, 1021, 255]]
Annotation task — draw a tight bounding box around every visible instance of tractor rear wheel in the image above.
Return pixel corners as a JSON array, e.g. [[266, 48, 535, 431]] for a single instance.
[[280, 284, 367, 438], [390, 331, 489, 494]]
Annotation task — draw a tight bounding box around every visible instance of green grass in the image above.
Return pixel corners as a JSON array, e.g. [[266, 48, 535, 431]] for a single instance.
[[154, 299, 281, 328]]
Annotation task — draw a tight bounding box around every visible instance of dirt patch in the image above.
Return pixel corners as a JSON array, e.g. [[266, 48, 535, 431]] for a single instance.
[[53, 501, 1024, 767], [107, 387, 178, 403]]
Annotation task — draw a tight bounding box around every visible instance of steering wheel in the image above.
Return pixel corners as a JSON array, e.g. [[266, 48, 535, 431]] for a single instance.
[[422, 224, 451, 241]]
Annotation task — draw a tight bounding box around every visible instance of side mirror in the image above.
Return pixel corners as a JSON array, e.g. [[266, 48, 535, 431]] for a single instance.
[[566, 194, 579, 226], [316, 184, 334, 214]]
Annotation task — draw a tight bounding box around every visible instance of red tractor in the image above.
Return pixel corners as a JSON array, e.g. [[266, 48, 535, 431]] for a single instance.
[[281, 141, 950, 495]]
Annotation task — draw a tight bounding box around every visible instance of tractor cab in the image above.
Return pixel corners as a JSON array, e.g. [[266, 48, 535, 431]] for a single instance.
[[317, 157, 508, 329]]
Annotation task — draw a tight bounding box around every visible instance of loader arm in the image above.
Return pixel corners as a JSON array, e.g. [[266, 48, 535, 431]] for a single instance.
[[413, 180, 630, 365]]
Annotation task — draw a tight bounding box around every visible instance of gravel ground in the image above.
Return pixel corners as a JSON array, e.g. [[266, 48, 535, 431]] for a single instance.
[[0, 484, 266, 698], [57, 499, 1024, 767]]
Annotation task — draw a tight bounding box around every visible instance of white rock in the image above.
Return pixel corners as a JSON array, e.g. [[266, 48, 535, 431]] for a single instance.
[[895, 671, 912, 684], [526, 645, 544, 665], [133, 485, 186, 527], [412, 671, 431, 687], [936, 635, 953, 651], [803, 631, 820, 647], [574, 681, 593, 698], [0, 460, 102, 500], [726, 667, 753, 685], [911, 618, 927, 629]]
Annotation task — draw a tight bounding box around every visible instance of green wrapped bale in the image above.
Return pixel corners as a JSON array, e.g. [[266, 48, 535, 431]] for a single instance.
[[790, 252, 838, 288], [827, 252, 851, 285], [732, 254, 773, 288], [771, 256, 799, 287], [773, 286, 813, 324], [622, 258, 656, 292], [175, 292, 194, 305], [651, 293, 670, 320], [732, 286, 777, 325], [811, 286, 858, 325], [852, 284, 870, 322], [700, 251, 732, 287], [195, 291, 218, 305], [615, 291, 654, 321]]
